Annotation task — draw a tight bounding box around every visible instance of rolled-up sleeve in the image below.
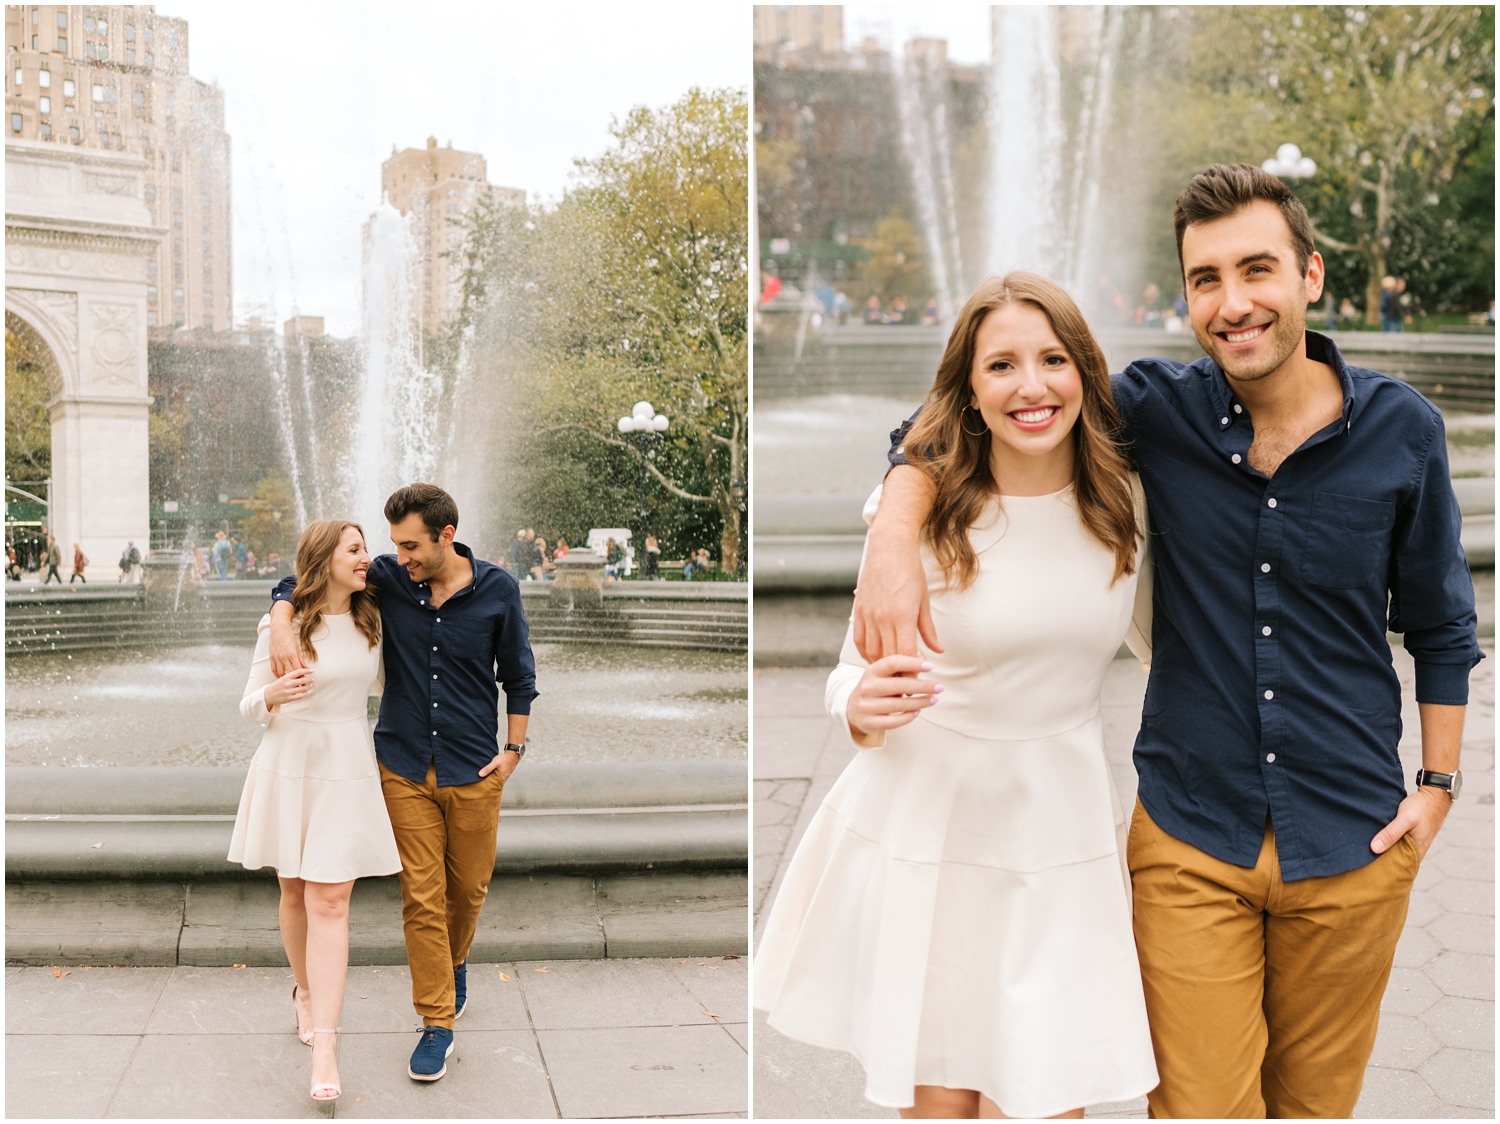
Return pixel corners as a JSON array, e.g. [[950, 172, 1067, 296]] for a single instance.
[[1389, 410, 1484, 704]]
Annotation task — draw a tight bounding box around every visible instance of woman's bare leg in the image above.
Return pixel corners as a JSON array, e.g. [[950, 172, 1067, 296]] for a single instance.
[[977, 1094, 1084, 1119], [902, 1086, 982, 1118], [304, 879, 354, 1091], [277, 876, 311, 1039]]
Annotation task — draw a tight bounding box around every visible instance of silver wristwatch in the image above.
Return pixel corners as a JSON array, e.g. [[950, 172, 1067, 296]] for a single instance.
[[1415, 768, 1461, 799], [504, 742, 526, 759]]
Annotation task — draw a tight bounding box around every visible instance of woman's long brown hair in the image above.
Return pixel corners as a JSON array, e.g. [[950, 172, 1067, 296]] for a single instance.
[[904, 272, 1139, 590], [291, 519, 380, 659]]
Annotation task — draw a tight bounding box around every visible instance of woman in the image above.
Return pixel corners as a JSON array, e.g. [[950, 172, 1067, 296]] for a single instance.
[[70, 542, 88, 583], [227, 520, 401, 1102], [754, 273, 1157, 1118]]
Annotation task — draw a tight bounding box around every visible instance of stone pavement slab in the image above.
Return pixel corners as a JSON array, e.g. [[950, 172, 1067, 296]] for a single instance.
[[751, 639, 1495, 1119], [4, 957, 747, 1118]]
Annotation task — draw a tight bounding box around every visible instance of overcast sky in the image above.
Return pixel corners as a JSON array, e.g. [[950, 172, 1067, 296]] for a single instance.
[[843, 5, 993, 65], [164, 3, 748, 337]]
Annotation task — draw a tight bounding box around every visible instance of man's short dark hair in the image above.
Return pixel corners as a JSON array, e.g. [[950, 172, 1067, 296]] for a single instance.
[[1173, 163, 1316, 280], [384, 483, 458, 541]]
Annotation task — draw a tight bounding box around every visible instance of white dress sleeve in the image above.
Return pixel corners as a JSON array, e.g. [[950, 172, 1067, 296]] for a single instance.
[[824, 484, 889, 751], [239, 614, 276, 724]]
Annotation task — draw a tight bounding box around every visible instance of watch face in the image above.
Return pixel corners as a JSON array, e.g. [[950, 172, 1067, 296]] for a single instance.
[[1450, 770, 1463, 799]]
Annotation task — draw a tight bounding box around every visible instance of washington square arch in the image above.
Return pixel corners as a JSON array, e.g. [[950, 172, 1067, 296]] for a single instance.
[[6, 139, 158, 576]]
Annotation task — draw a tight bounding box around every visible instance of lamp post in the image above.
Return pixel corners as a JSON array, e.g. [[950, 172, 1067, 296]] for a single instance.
[[616, 401, 669, 578]]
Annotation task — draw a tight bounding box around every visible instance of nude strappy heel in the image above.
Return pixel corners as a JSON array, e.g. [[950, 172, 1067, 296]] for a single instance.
[[308, 1027, 341, 1102]]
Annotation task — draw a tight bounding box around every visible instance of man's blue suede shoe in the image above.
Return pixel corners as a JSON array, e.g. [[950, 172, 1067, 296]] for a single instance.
[[408, 1025, 455, 1082], [454, 960, 468, 1020]]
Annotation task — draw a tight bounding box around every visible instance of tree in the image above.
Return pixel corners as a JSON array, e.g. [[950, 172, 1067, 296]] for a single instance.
[[857, 206, 926, 305], [5, 328, 52, 484], [456, 87, 750, 572]]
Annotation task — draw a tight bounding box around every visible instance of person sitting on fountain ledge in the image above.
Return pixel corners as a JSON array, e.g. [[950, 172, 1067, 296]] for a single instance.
[[268, 482, 537, 1084]]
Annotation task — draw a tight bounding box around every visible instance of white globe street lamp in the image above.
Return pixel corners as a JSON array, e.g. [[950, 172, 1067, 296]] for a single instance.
[[1262, 143, 1317, 181], [616, 402, 670, 577]]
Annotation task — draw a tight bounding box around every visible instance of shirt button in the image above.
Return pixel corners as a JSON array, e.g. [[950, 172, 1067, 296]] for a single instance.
[[420, 600, 426, 605], [1262, 626, 1272, 636], [1266, 753, 1276, 763], [1264, 689, 1275, 700], [432, 674, 438, 680], [436, 617, 442, 623], [432, 646, 438, 652], [1260, 563, 1271, 573], [431, 730, 436, 736], [1233, 404, 1243, 414], [1231, 454, 1242, 465], [1220, 416, 1229, 426], [1268, 498, 1278, 509], [433, 702, 439, 708]]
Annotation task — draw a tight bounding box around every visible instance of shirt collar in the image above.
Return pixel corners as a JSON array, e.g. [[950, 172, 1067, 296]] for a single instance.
[[1202, 330, 1356, 432]]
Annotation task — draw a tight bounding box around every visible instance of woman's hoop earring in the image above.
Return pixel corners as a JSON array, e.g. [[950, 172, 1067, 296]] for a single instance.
[[961, 406, 988, 437]]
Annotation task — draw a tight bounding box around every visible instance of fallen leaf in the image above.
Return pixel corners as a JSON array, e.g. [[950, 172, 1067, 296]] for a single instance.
[[702, 1009, 721, 1019], [90, 842, 103, 849], [533, 966, 551, 974], [679, 958, 688, 965], [721, 954, 740, 961], [233, 963, 246, 969], [53, 969, 70, 978], [498, 971, 511, 982]]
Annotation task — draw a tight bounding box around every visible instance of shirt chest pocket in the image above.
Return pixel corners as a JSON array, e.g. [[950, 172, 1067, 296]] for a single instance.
[[1301, 491, 1396, 589]]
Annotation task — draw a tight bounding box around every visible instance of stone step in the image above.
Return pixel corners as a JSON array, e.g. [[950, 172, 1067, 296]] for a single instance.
[[5, 870, 747, 966]]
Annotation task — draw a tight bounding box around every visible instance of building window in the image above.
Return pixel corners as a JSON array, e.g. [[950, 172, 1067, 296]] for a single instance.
[[126, 48, 134, 64], [147, 286, 158, 304], [133, 89, 143, 108], [105, 86, 116, 103], [146, 260, 157, 279], [144, 27, 153, 45], [97, 43, 108, 62], [173, 263, 182, 281], [125, 24, 135, 41], [56, 35, 66, 51], [172, 288, 184, 304], [38, 95, 49, 114], [10, 113, 22, 134], [144, 52, 153, 69], [84, 16, 94, 32], [68, 125, 80, 142], [203, 265, 212, 282], [85, 40, 94, 58], [171, 187, 182, 203], [31, 34, 37, 48], [63, 78, 74, 97], [39, 121, 50, 138], [38, 68, 50, 88], [92, 84, 104, 102], [31, 8, 37, 25], [203, 291, 213, 307], [111, 131, 121, 147], [56, 11, 67, 29], [98, 18, 108, 34], [144, 184, 156, 203]]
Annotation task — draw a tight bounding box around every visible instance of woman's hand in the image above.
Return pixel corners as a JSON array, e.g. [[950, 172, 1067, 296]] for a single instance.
[[263, 666, 314, 709], [847, 654, 942, 737]]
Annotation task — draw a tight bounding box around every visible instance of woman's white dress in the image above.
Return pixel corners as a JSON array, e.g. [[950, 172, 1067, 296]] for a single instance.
[[753, 483, 1159, 1117], [227, 613, 401, 882]]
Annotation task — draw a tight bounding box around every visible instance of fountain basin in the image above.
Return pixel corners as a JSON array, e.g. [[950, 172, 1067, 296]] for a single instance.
[[6, 762, 747, 966]]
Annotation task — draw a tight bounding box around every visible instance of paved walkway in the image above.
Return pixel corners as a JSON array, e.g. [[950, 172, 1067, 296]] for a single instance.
[[753, 640, 1495, 1119], [5, 957, 746, 1118]]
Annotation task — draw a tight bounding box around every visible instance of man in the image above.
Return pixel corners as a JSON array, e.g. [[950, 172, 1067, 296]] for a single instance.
[[854, 164, 1480, 1117], [268, 483, 536, 1083]]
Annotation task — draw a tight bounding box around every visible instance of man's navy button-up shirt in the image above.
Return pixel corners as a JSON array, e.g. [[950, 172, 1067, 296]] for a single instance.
[[890, 331, 1480, 881], [273, 541, 537, 787]]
